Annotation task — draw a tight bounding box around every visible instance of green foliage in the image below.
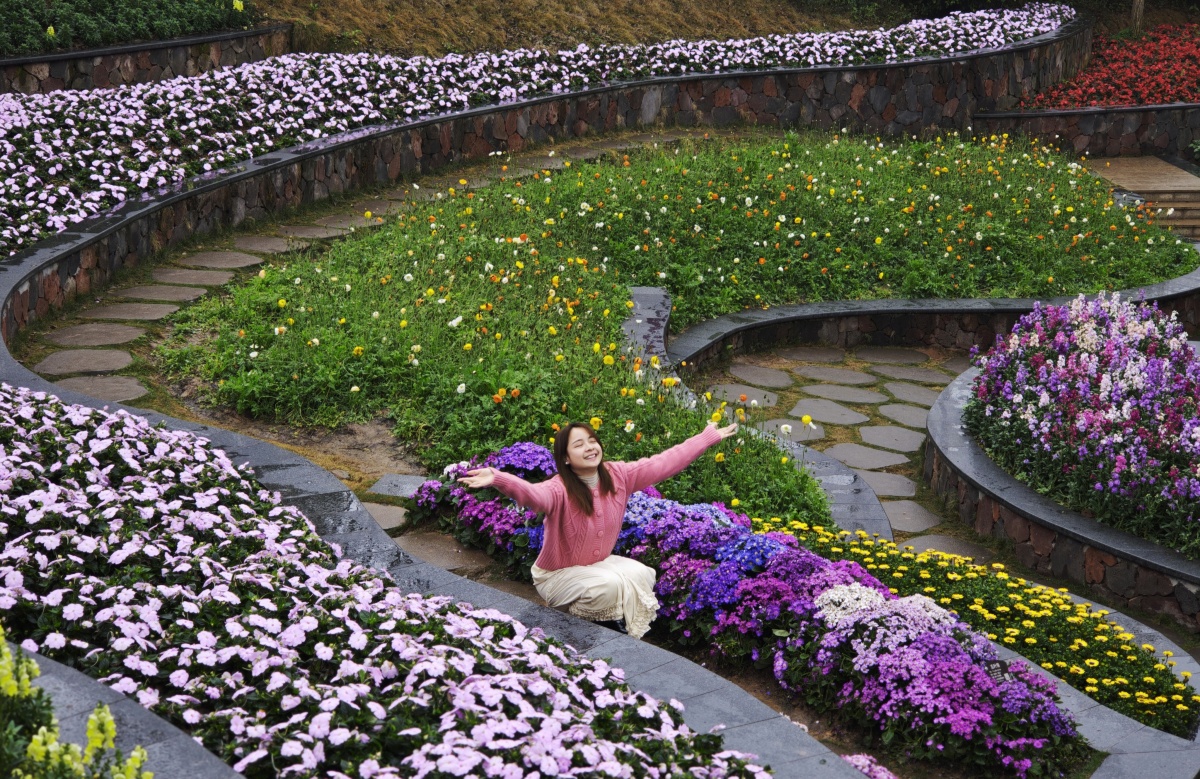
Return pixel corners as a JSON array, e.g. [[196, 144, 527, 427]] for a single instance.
[[0, 0, 258, 58], [0, 624, 150, 779]]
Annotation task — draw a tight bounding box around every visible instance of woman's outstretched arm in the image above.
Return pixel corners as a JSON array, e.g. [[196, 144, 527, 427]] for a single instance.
[[616, 422, 736, 494], [459, 467, 563, 515]]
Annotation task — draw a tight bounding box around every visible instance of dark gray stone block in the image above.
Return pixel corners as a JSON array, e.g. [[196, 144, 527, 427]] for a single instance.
[[800, 384, 887, 404], [624, 657, 729, 700], [729, 363, 794, 388], [870, 364, 953, 384], [35, 349, 133, 376], [878, 403, 929, 428], [45, 323, 145, 347], [369, 473, 430, 498], [789, 398, 869, 426], [80, 303, 178, 321], [855, 346, 928, 363], [882, 500, 942, 532], [793, 366, 878, 385], [719, 715, 834, 766], [823, 443, 909, 470], [585, 636, 678, 678], [676, 684, 781, 733], [859, 425, 925, 453], [113, 284, 208, 302], [178, 250, 263, 269], [884, 381, 941, 407], [852, 469, 917, 497], [55, 376, 147, 403], [776, 346, 846, 363]]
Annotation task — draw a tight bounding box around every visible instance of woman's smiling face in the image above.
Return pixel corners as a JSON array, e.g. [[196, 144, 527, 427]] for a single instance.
[[564, 426, 603, 475]]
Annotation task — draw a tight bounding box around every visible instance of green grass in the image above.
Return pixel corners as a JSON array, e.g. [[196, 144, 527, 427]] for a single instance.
[[158, 129, 1192, 517]]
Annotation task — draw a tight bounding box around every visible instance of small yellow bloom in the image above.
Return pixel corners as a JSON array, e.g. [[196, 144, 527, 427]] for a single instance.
[[463, 343, 473, 351], [589, 416, 603, 430], [603, 355, 615, 366], [278, 298, 287, 308], [714, 453, 726, 463]]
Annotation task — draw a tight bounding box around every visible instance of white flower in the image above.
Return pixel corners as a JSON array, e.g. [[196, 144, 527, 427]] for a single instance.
[[624, 421, 636, 433], [456, 383, 466, 394], [372, 311, 380, 319], [779, 424, 792, 435], [448, 316, 463, 328], [350, 386, 360, 393], [249, 351, 259, 359], [403, 274, 414, 282]]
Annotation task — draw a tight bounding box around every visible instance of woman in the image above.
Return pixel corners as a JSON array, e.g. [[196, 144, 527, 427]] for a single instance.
[[457, 420, 737, 639]]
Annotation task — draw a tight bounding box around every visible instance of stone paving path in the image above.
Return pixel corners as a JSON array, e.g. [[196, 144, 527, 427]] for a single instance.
[[709, 344, 996, 563]]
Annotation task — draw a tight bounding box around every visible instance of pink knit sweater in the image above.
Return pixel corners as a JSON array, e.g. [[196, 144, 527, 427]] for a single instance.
[[491, 426, 723, 571]]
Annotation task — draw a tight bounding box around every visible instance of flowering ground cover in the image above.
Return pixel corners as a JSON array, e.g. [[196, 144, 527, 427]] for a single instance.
[[754, 516, 1200, 737], [411, 452, 1088, 777], [1022, 24, 1200, 108], [0, 624, 152, 779], [0, 383, 775, 779], [0, 0, 256, 57], [161, 131, 1192, 482], [964, 293, 1200, 559], [0, 4, 1078, 258]]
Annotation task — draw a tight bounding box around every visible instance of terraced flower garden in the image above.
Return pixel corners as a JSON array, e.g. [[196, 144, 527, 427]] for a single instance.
[[8, 2, 1200, 778]]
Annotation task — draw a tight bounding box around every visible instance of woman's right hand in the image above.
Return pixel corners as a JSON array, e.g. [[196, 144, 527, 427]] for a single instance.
[[457, 467, 498, 489]]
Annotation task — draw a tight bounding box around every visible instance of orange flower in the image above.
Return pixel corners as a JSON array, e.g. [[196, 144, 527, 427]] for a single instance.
[[492, 394, 503, 404], [510, 388, 520, 398], [739, 394, 747, 403]]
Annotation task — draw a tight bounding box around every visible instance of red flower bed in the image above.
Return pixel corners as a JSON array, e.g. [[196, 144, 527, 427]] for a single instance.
[[1023, 24, 1200, 108]]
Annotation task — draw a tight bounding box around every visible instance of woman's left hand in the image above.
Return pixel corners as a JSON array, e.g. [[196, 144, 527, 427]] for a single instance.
[[706, 421, 738, 440]]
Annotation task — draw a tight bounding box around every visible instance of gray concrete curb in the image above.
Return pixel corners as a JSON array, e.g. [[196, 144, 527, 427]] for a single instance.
[[10, 643, 240, 778]]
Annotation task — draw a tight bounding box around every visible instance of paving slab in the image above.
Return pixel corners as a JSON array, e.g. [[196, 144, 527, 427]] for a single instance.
[[232, 235, 304, 254], [394, 530, 494, 574], [592, 138, 643, 151], [564, 146, 607, 160], [369, 473, 430, 498], [34, 349, 133, 376], [903, 533, 994, 563], [855, 346, 928, 363], [363, 501, 408, 531], [315, 213, 383, 230], [277, 225, 346, 240], [884, 381, 941, 407], [823, 443, 908, 470], [941, 355, 973, 373], [859, 425, 926, 452], [496, 167, 536, 179], [882, 500, 943, 532], [869, 364, 953, 384], [878, 403, 929, 428], [789, 398, 869, 425], [851, 469, 917, 497], [152, 268, 233, 286], [800, 384, 887, 404], [518, 155, 567, 170], [761, 417, 824, 442], [775, 346, 845, 362], [179, 251, 263, 269], [708, 383, 778, 407], [729, 364, 793, 388], [794, 366, 878, 385], [480, 576, 546, 606], [81, 303, 178, 321], [55, 376, 147, 403], [351, 199, 398, 215], [113, 284, 207, 302], [45, 323, 144, 347]]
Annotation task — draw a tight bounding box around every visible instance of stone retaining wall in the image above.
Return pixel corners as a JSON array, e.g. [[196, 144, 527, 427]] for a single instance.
[[926, 370, 1200, 631], [0, 23, 292, 93], [975, 103, 1200, 159], [0, 17, 1093, 341]]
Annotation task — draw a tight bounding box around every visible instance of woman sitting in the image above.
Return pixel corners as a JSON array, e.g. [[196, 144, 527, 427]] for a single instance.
[[458, 420, 736, 638]]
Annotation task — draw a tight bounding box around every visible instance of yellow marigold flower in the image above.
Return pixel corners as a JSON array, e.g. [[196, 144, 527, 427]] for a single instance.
[[714, 453, 726, 463], [463, 343, 473, 351], [603, 355, 615, 366], [352, 346, 365, 357], [589, 417, 602, 430]]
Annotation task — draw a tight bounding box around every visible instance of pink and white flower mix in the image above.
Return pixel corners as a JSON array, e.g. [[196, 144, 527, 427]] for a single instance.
[[0, 3, 1075, 258], [0, 383, 767, 779]]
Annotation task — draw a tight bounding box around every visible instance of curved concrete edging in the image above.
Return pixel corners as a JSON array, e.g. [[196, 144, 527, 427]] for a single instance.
[[0, 23, 293, 94], [9, 643, 239, 778], [927, 368, 1200, 622]]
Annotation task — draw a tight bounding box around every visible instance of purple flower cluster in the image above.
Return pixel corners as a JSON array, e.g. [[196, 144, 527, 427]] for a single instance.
[[0, 385, 769, 779], [842, 754, 899, 779], [0, 4, 1075, 258], [418, 442, 1082, 776], [966, 293, 1200, 556]]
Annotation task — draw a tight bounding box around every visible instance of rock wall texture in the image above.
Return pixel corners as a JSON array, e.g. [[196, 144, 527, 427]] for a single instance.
[[977, 104, 1200, 159], [0, 24, 291, 93]]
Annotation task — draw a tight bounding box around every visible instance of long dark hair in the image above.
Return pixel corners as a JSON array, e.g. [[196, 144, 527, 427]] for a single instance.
[[553, 422, 615, 515]]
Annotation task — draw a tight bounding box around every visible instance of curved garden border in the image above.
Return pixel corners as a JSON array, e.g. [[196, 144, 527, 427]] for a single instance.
[[0, 22, 292, 94], [9, 642, 239, 778], [974, 102, 1200, 159], [926, 368, 1200, 629]]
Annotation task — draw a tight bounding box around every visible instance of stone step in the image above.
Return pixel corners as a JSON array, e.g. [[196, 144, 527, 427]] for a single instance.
[[823, 443, 908, 470], [276, 225, 346, 240], [178, 251, 262, 269], [81, 303, 178, 321], [233, 236, 307, 254], [35, 349, 133, 376], [55, 375, 147, 403], [112, 284, 207, 303], [152, 268, 234, 286], [315, 213, 384, 230], [45, 323, 144, 347]]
